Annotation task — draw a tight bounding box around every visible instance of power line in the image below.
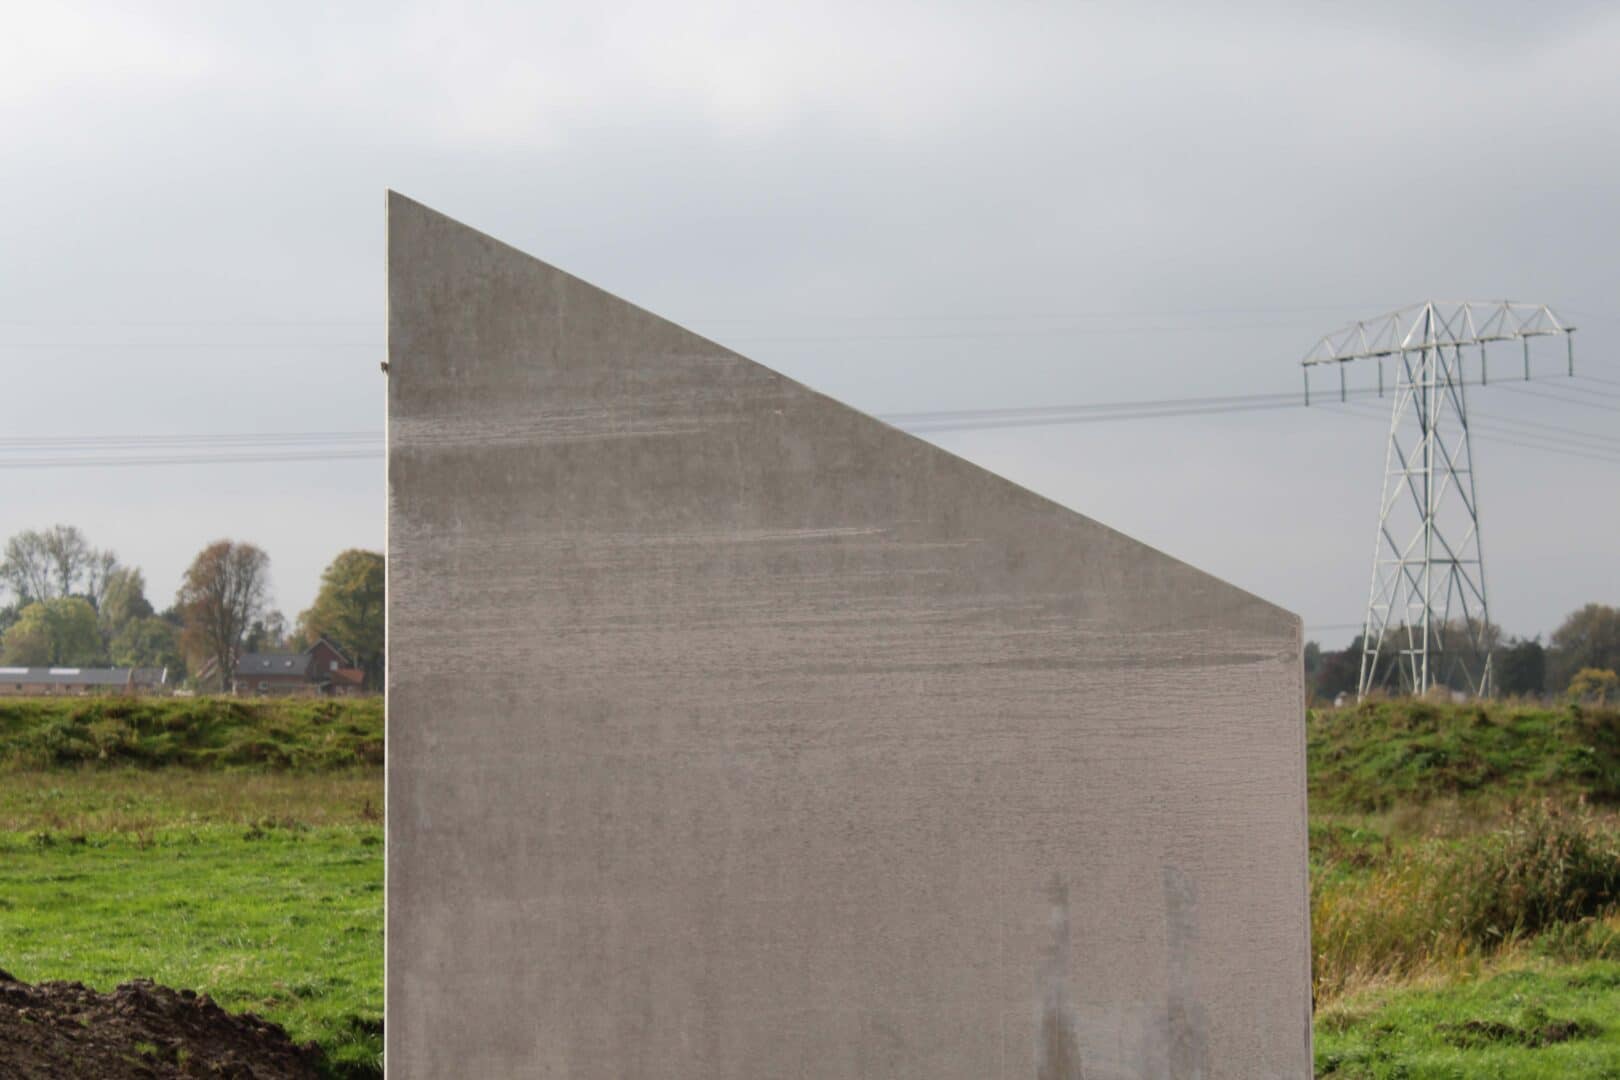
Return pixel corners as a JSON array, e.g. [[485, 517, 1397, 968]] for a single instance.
[[0, 322, 1334, 348], [0, 307, 1432, 348], [0, 342, 382, 349], [898, 399, 1304, 433], [723, 323, 1327, 343], [1547, 378, 1620, 400], [0, 304, 1399, 328], [1322, 399, 1620, 465], [1494, 382, 1620, 413], [1472, 426, 1620, 465], [0, 432, 380, 450], [0, 449, 382, 470], [0, 369, 1614, 469], [884, 389, 1307, 424], [1469, 410, 1620, 450], [1337, 399, 1620, 460], [0, 318, 374, 327]]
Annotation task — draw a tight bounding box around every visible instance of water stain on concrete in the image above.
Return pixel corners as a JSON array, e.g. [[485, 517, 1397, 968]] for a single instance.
[[1164, 866, 1209, 1080], [1038, 874, 1085, 1080]]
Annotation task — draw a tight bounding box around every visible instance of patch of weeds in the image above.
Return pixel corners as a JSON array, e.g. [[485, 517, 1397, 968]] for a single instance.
[[1533, 917, 1620, 963], [1437, 1014, 1597, 1049], [1563, 966, 1620, 990]]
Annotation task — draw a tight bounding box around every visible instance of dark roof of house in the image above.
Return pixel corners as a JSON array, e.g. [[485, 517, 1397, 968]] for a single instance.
[[236, 653, 311, 677], [0, 667, 167, 686], [308, 636, 355, 665]]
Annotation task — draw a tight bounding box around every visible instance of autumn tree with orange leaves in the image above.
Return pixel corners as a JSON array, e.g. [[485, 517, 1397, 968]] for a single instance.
[[177, 540, 271, 691]]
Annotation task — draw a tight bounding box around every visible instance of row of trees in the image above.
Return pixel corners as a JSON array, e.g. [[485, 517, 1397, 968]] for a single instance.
[[0, 525, 384, 691], [1306, 603, 1620, 702]]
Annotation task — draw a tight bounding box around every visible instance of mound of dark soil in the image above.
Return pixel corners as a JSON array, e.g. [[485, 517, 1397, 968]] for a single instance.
[[0, 969, 322, 1079]]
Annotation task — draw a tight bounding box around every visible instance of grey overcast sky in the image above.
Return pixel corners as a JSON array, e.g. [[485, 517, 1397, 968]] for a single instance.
[[3, 1, 1617, 639]]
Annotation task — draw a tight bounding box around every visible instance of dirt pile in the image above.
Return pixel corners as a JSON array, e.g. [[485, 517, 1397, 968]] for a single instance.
[[0, 968, 323, 1079]]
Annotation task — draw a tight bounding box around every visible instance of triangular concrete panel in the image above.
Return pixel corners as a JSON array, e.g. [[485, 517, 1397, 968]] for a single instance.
[[386, 191, 1309, 1079]]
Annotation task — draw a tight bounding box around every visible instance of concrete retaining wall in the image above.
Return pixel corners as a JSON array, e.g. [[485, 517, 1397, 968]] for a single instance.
[[385, 192, 1310, 1078]]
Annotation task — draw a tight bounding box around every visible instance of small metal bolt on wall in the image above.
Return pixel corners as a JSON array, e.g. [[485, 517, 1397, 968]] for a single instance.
[[1302, 301, 1576, 699]]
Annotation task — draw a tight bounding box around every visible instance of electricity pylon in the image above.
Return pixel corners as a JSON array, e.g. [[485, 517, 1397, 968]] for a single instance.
[[1301, 301, 1575, 698]]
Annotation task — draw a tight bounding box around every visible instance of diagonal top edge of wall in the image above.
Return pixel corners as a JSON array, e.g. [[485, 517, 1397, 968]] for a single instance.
[[385, 190, 1311, 1080], [385, 189, 1292, 640]]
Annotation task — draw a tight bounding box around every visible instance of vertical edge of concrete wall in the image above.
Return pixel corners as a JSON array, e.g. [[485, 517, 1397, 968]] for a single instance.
[[386, 191, 1311, 1079], [381, 188, 395, 1080]]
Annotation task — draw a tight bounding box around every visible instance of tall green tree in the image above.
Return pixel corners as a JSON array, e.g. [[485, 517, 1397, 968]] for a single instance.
[[0, 525, 120, 608], [1311, 638, 1363, 702], [299, 550, 384, 690], [0, 598, 105, 666], [1550, 604, 1620, 692], [1, 530, 56, 603], [40, 525, 92, 599], [1303, 640, 1322, 679], [244, 610, 291, 653], [109, 616, 185, 674], [177, 540, 271, 691], [99, 567, 154, 636], [1496, 637, 1547, 697]]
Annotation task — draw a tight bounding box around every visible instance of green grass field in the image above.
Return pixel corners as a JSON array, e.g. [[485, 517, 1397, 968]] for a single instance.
[[2, 695, 1618, 1077], [0, 698, 383, 1078], [1316, 960, 1620, 1078], [1, 822, 382, 1077]]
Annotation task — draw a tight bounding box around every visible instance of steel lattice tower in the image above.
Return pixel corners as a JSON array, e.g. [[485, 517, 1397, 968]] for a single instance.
[[1302, 301, 1575, 698]]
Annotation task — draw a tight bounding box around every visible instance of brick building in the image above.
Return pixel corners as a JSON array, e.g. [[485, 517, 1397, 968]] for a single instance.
[[196, 637, 367, 696]]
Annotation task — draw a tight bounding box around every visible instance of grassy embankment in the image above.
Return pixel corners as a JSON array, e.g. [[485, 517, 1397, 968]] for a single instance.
[[0, 697, 383, 1079], [4, 694, 1620, 1077], [1310, 697, 1620, 1077]]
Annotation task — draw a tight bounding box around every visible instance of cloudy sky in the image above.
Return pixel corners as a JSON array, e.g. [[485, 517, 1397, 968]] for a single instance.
[[3, 1, 1617, 641]]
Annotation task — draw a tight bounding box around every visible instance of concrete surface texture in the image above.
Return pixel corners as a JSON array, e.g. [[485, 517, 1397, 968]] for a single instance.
[[386, 191, 1311, 1079]]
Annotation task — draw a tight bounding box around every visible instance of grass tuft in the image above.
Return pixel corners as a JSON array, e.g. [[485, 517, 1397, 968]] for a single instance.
[[1313, 803, 1620, 1001]]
